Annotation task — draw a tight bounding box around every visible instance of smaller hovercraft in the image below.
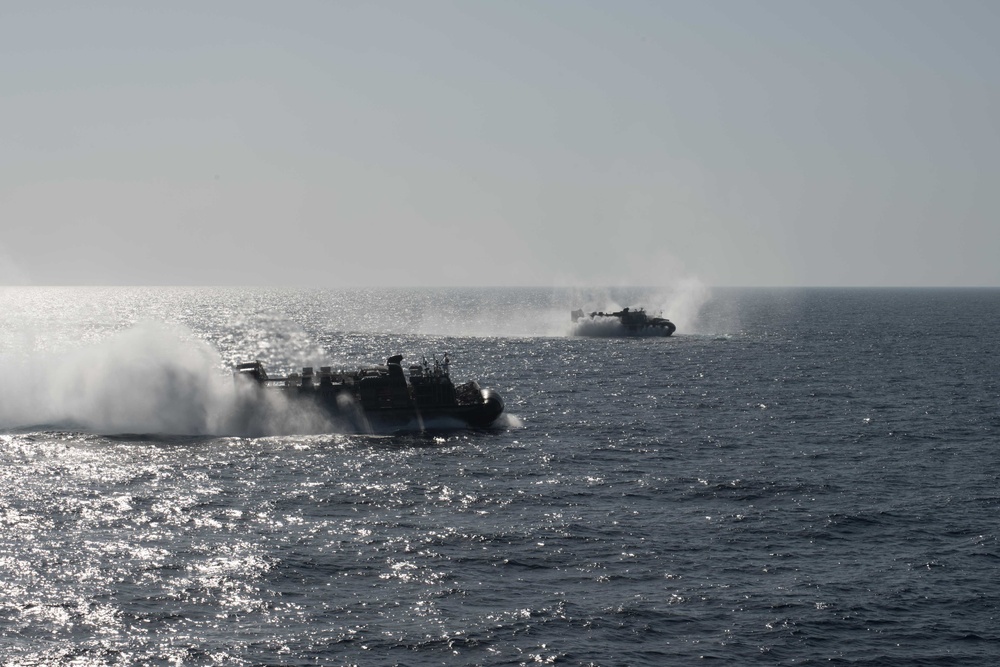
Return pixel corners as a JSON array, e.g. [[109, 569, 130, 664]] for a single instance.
[[234, 353, 504, 432], [571, 307, 676, 337]]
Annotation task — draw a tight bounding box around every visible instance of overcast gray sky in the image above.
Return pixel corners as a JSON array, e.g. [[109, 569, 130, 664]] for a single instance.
[[2, 0, 998, 287]]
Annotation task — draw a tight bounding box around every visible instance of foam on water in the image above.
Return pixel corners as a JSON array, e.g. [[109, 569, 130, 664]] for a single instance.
[[0, 321, 340, 436]]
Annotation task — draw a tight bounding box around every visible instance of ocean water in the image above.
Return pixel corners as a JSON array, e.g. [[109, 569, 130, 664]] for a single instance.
[[0, 286, 997, 666]]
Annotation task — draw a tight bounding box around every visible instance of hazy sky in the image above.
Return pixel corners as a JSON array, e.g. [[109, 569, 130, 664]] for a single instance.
[[3, 0, 998, 287]]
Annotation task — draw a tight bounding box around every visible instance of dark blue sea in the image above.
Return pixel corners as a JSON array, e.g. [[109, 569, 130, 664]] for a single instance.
[[1, 286, 997, 666]]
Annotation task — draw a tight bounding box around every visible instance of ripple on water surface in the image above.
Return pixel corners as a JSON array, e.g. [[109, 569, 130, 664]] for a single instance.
[[1, 287, 999, 665]]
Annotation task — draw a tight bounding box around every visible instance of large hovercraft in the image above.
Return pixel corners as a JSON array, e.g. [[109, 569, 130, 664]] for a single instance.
[[571, 307, 676, 337], [234, 354, 505, 432]]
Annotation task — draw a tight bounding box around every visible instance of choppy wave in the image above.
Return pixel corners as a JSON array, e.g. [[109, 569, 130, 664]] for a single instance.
[[1, 287, 999, 665]]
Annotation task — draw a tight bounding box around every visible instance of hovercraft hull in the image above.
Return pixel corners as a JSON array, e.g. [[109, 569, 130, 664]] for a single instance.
[[235, 356, 505, 434], [571, 307, 676, 337]]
